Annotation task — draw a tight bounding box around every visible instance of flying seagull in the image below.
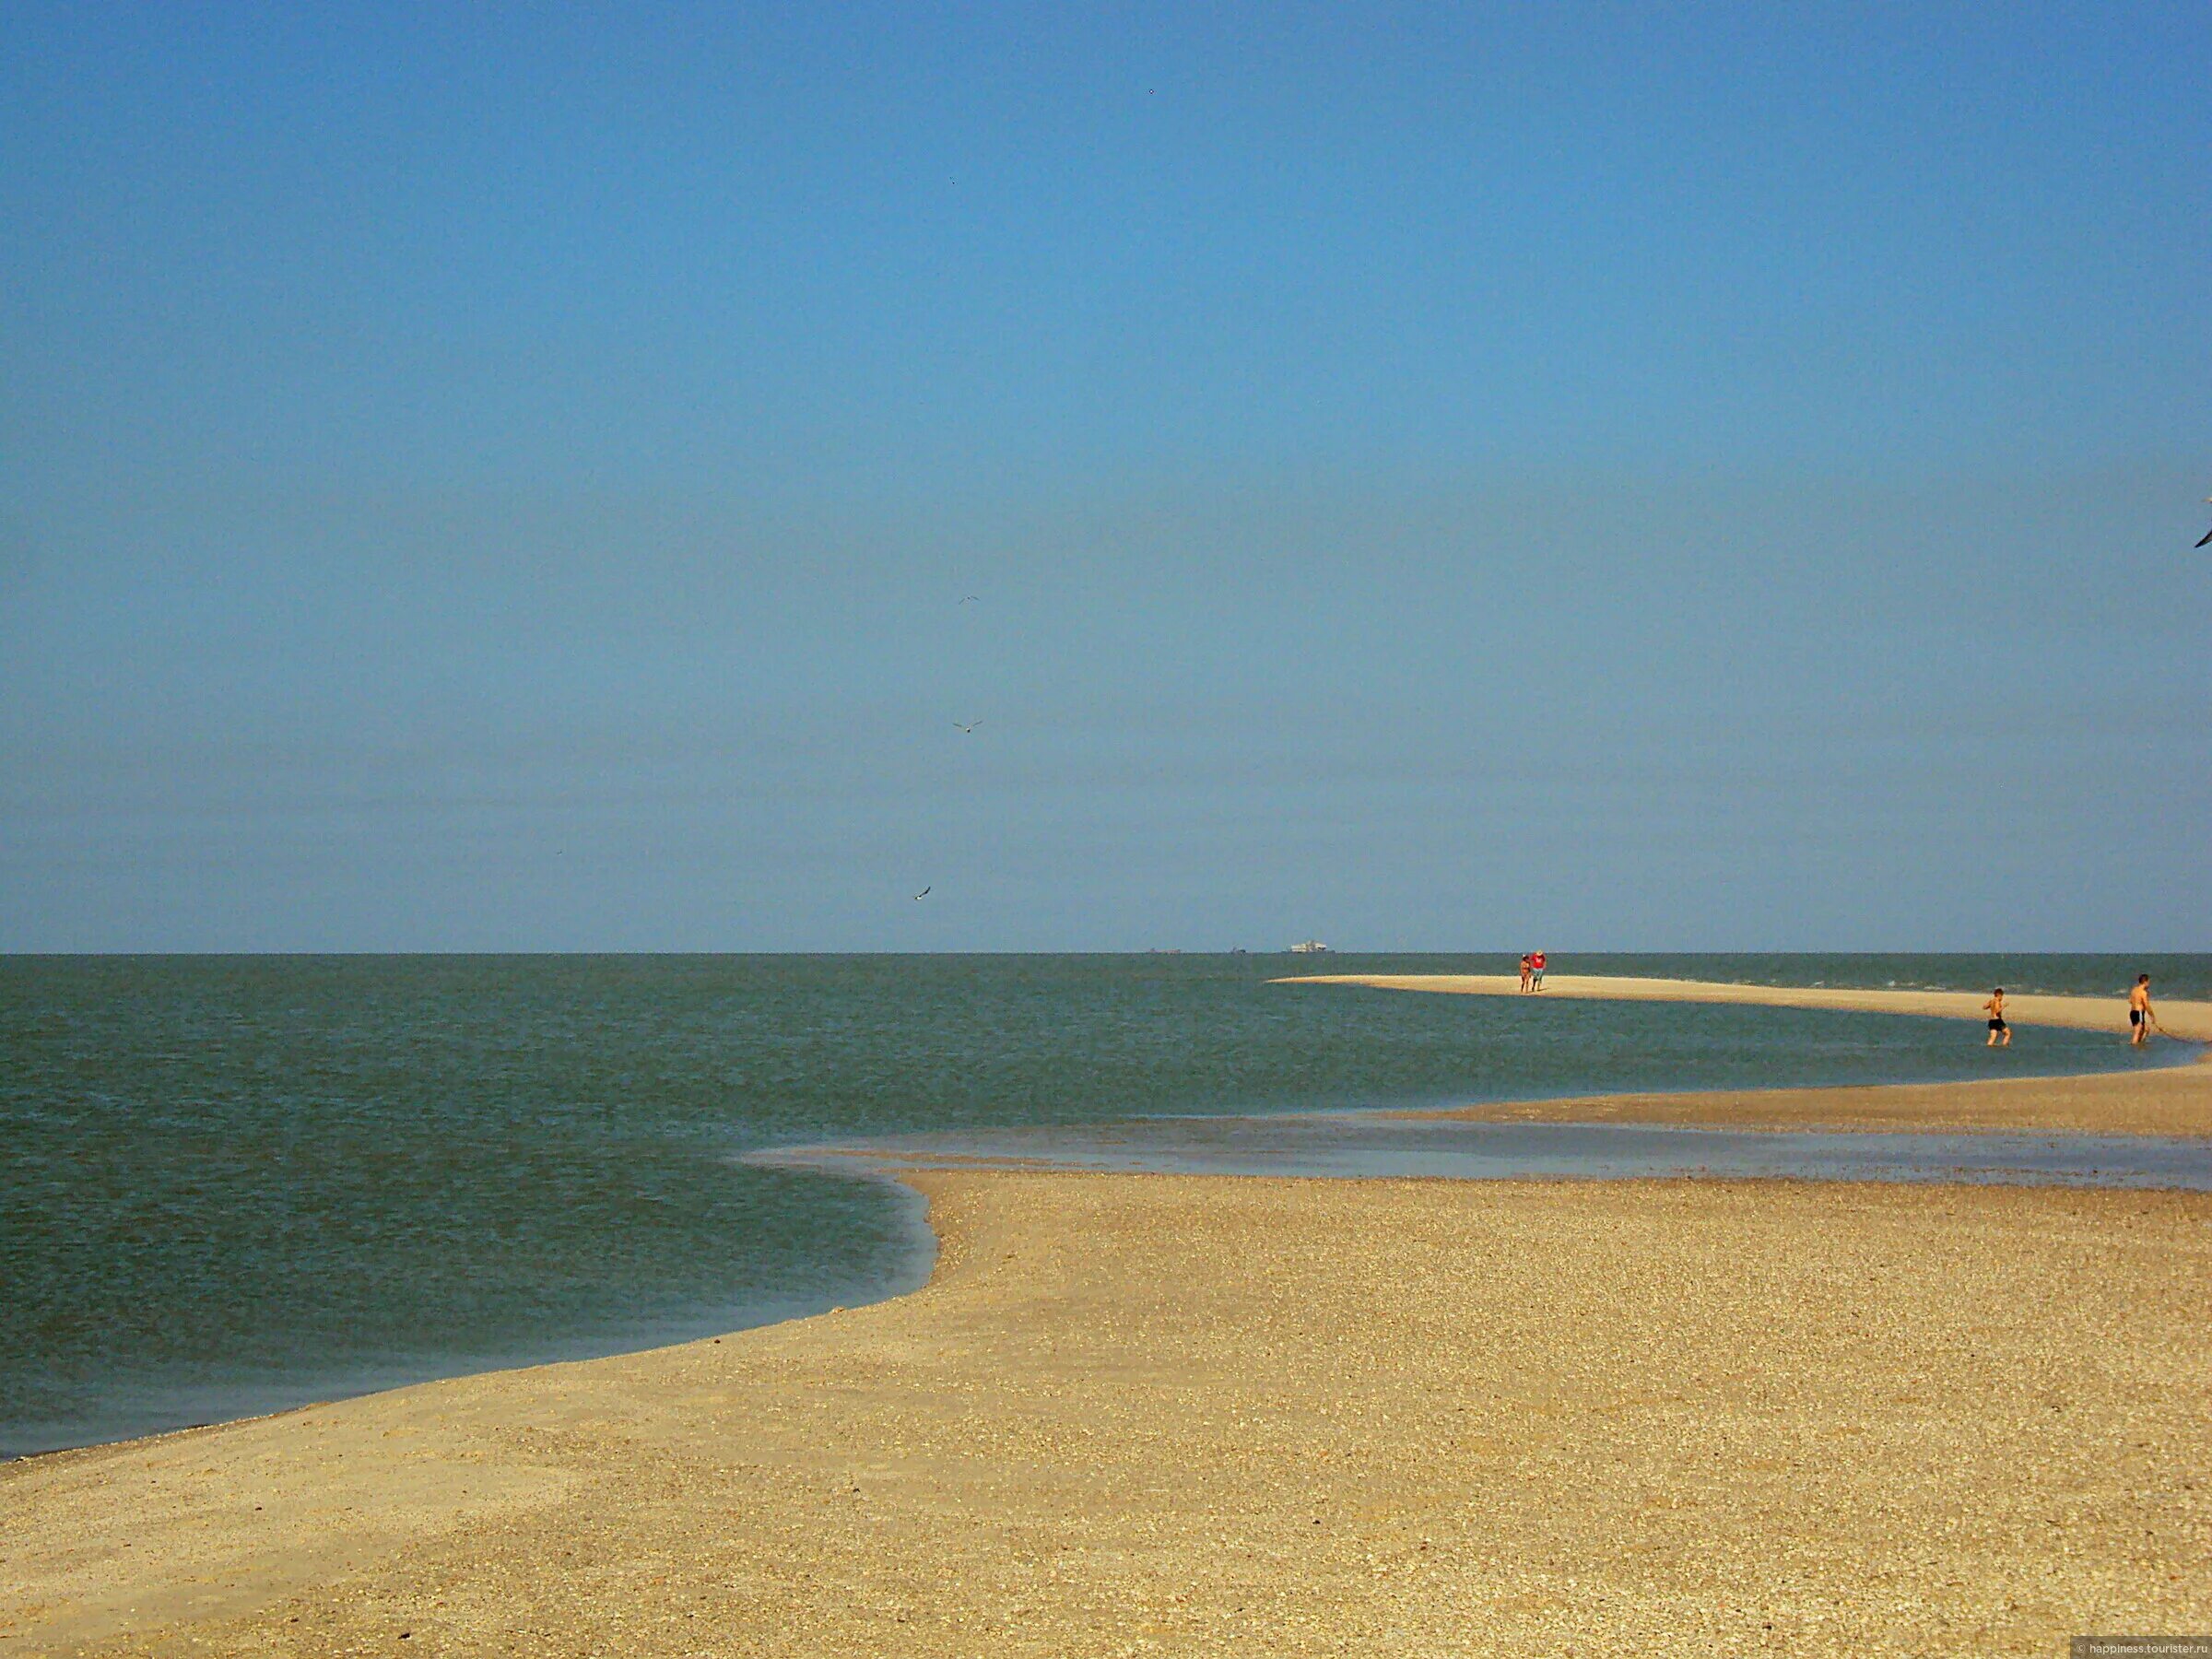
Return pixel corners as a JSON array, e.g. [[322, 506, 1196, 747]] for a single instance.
[[2199, 499, 2211, 548], [959, 594, 981, 605], [953, 720, 980, 734], [913, 886, 931, 900]]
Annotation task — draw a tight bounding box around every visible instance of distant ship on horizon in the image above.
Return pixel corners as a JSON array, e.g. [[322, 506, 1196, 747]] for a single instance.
[[1287, 940, 1333, 954]]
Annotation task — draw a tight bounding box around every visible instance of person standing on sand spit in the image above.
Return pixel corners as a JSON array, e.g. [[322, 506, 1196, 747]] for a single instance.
[[1984, 987, 2010, 1047], [2128, 974, 2156, 1046], [1518, 953, 1533, 993], [1531, 950, 1547, 991]]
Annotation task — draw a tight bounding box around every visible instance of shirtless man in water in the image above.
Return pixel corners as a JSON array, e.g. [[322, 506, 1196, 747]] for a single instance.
[[2128, 974, 2156, 1046], [1983, 987, 2010, 1047]]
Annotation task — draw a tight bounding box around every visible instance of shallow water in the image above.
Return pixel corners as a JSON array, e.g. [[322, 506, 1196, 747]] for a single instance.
[[3, 952, 2199, 1456], [769, 1111, 2212, 1190]]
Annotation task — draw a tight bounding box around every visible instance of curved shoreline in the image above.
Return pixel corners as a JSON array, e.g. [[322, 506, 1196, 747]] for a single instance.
[[11, 978, 2200, 1463], [6, 1170, 2206, 1655], [1279, 973, 2212, 1137], [6, 977, 2209, 1653]]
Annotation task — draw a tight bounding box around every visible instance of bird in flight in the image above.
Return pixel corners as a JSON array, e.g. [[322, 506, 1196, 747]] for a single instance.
[[953, 720, 980, 734], [913, 886, 931, 900], [2197, 497, 2211, 548], [959, 594, 981, 605]]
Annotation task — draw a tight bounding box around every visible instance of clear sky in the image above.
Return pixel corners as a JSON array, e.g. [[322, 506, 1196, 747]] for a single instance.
[[3, 3, 2206, 951]]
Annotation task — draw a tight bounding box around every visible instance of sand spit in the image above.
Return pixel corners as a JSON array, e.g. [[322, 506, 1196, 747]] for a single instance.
[[1273, 972, 2212, 1042], [1409, 1065, 2212, 1138], [1282, 974, 2212, 1136], [6, 1171, 2207, 1657]]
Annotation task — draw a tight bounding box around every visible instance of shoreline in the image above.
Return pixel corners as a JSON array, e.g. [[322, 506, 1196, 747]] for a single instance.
[[29, 974, 2184, 1465], [1273, 970, 2212, 1044], [7, 979, 2210, 1653], [1405, 1064, 2212, 1137], [12, 982, 2206, 1462], [1285, 972, 2212, 1137], [6, 1168, 2206, 1655]]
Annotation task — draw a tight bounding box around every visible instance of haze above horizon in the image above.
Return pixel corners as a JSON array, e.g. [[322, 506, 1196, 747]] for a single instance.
[[3, 5, 2206, 951]]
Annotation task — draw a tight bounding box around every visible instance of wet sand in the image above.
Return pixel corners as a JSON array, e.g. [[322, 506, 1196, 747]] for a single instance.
[[1286, 974, 2212, 1136]]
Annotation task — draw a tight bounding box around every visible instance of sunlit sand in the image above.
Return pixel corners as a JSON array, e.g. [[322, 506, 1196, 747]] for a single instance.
[[6, 980, 2207, 1656]]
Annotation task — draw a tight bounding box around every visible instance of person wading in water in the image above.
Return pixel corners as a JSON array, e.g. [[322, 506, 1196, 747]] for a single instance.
[[2128, 974, 2157, 1046], [1983, 987, 2010, 1047]]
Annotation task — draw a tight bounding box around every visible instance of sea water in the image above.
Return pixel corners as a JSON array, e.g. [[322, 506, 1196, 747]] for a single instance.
[[3, 952, 2201, 1456]]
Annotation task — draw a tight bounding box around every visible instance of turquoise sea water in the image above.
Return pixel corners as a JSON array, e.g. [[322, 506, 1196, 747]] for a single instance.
[[2, 952, 2202, 1458]]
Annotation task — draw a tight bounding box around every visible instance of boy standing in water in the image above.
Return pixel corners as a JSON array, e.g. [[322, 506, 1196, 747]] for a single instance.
[[2128, 974, 2155, 1045], [1983, 987, 2009, 1047]]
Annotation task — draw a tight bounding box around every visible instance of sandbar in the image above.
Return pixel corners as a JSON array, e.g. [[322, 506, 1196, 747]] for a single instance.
[[7, 975, 2210, 1654], [6, 1171, 2207, 1656], [1281, 974, 2212, 1136]]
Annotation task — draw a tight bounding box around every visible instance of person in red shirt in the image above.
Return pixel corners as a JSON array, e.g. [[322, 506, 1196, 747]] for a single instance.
[[1531, 950, 1547, 991]]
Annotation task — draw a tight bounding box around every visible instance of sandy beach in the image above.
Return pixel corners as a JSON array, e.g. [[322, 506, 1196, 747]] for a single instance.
[[1285, 974, 2212, 1137], [6, 982, 2209, 1656], [1275, 971, 2212, 1045]]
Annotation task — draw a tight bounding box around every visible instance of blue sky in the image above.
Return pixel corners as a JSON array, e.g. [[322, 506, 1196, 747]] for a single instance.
[[3, 3, 2206, 950]]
